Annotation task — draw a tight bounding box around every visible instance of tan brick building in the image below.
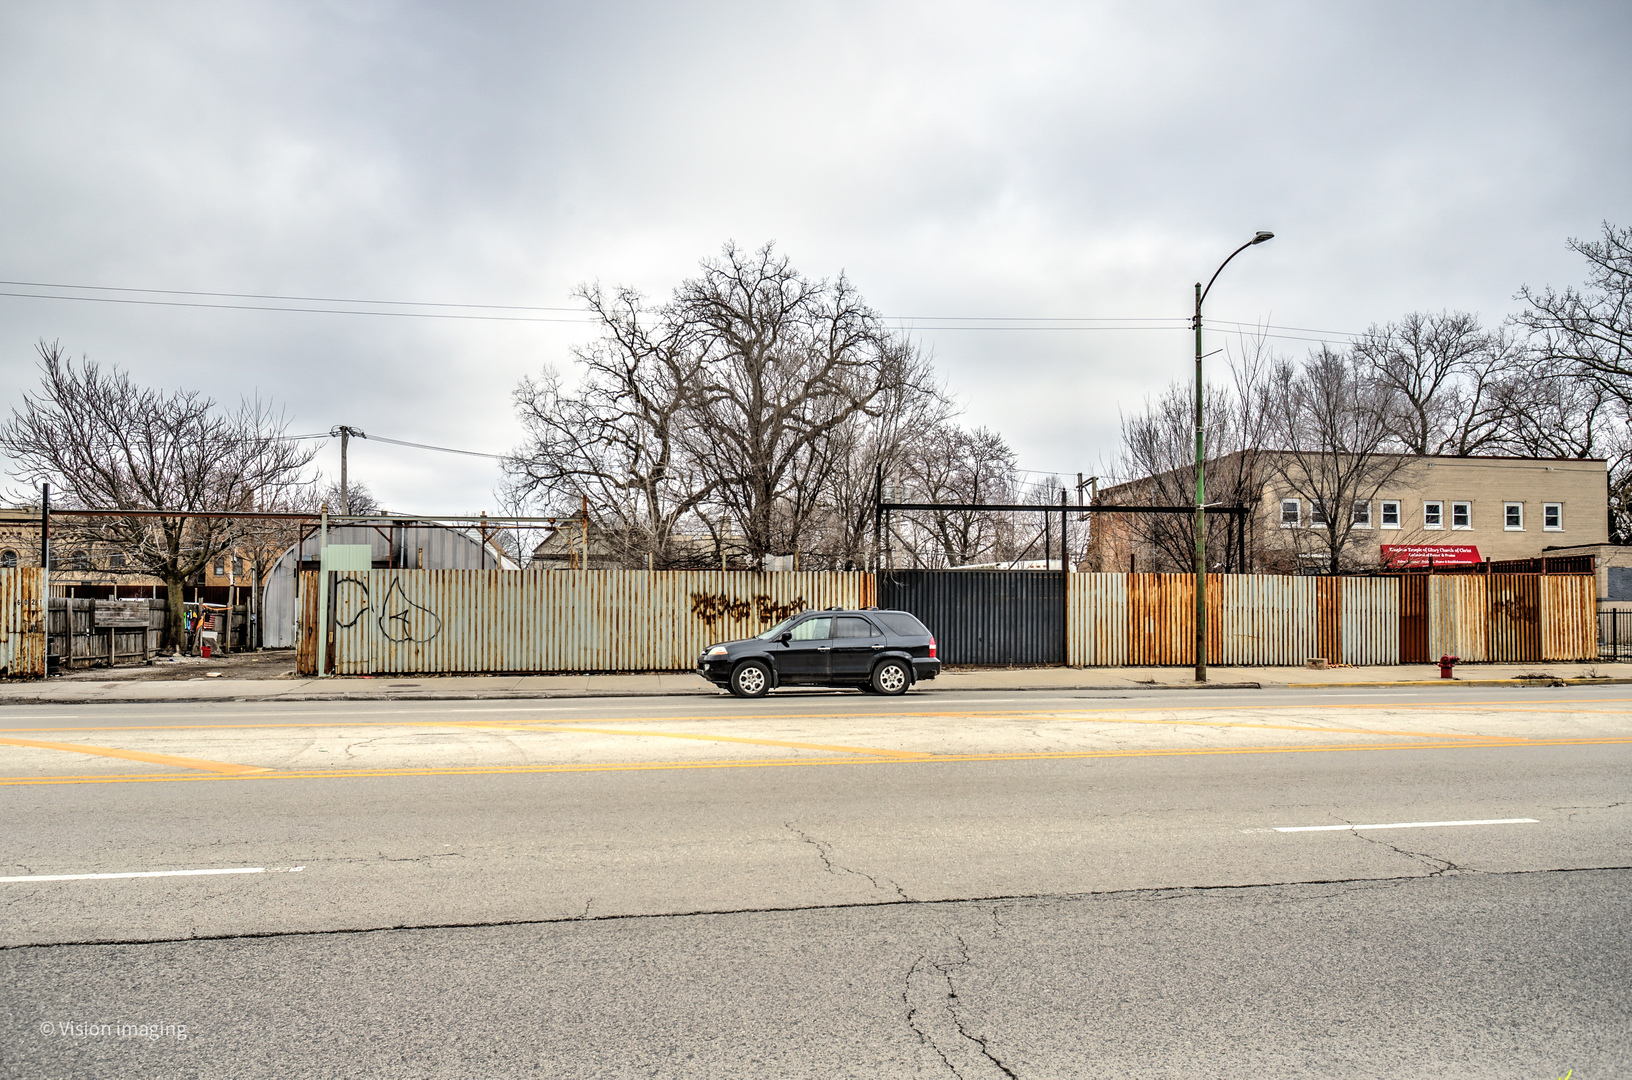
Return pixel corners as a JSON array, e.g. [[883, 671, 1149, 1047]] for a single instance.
[[1088, 452, 1609, 574]]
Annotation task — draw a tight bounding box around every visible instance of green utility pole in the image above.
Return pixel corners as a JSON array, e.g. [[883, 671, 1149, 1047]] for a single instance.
[[1193, 232, 1275, 683]]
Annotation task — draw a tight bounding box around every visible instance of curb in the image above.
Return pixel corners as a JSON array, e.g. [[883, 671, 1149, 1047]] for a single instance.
[[2, 677, 1623, 707]]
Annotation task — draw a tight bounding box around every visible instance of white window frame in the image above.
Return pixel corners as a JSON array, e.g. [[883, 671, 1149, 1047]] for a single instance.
[[1310, 500, 1329, 529], [1380, 500, 1401, 529], [1543, 503, 1563, 531], [1351, 500, 1372, 528], [1423, 501, 1443, 529], [1504, 502, 1524, 531], [1280, 499, 1301, 528], [1451, 501, 1472, 530]]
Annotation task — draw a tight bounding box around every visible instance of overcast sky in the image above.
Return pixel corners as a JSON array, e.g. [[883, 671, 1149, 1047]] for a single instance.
[[1, 0, 1628, 513]]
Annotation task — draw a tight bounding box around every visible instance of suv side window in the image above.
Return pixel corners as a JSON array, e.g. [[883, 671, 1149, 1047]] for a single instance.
[[874, 612, 930, 637], [788, 616, 832, 641], [835, 616, 878, 639]]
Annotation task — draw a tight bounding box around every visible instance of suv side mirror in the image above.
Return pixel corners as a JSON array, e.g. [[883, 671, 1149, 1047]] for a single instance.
[[778, 632, 792, 644]]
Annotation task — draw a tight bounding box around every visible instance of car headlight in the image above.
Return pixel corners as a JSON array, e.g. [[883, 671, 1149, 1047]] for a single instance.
[[707, 646, 728, 657]]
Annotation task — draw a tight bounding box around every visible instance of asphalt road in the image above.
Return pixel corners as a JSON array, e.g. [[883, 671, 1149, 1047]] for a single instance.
[[2, 686, 1627, 1078]]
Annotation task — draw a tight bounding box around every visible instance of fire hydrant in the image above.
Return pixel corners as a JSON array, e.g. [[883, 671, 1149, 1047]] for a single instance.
[[1438, 654, 1459, 679]]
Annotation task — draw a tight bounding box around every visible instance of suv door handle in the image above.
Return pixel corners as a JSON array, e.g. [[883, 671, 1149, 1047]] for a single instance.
[[871, 644, 884, 649], [817, 646, 831, 652]]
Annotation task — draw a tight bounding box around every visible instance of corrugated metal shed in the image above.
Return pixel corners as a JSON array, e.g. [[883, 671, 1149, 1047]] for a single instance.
[[0, 568, 46, 678], [263, 523, 517, 649], [302, 569, 873, 675]]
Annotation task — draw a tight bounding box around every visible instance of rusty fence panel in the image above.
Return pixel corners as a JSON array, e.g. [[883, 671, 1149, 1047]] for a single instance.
[[1070, 573, 1399, 667], [1485, 574, 1541, 664], [1541, 575, 1596, 661], [0, 568, 47, 679], [303, 569, 874, 675]]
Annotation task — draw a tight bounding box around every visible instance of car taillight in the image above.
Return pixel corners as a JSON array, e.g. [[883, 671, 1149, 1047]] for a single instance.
[[928, 636, 937, 658]]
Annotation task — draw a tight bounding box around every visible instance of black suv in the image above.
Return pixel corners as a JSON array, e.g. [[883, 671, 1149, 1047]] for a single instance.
[[698, 607, 940, 697]]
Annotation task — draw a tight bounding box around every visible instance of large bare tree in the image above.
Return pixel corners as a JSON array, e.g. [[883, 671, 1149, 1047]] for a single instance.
[[0, 341, 317, 650], [1353, 310, 1520, 456], [505, 243, 943, 567], [1264, 346, 1407, 574]]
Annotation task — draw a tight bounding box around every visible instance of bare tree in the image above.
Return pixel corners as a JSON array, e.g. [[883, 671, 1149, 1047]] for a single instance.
[[1264, 346, 1407, 574], [677, 243, 932, 561], [1516, 221, 1632, 394], [504, 243, 944, 568], [897, 424, 1018, 566], [0, 341, 317, 650], [503, 286, 716, 568], [1104, 329, 1274, 571], [1354, 310, 1520, 455]]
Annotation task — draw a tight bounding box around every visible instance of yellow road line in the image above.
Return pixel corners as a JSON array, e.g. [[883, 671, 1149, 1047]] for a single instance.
[[0, 736, 272, 775], [483, 725, 934, 757], [2, 736, 1627, 786]]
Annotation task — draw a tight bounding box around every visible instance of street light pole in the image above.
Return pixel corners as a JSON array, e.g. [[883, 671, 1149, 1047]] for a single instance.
[[1193, 231, 1274, 683]]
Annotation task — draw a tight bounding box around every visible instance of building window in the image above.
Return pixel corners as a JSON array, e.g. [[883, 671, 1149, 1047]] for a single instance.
[[213, 561, 226, 577], [1351, 500, 1371, 527], [1452, 501, 1471, 530], [1544, 503, 1563, 531], [232, 556, 244, 576], [1381, 500, 1401, 529], [109, 552, 125, 568], [0, 550, 15, 569], [1504, 502, 1524, 530], [1424, 501, 1443, 529], [1280, 499, 1301, 527], [1310, 501, 1328, 528]]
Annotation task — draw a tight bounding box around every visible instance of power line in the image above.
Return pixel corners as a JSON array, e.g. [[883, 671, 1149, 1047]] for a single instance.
[[0, 290, 595, 323], [0, 279, 583, 312], [0, 278, 1362, 339], [353, 432, 510, 461]]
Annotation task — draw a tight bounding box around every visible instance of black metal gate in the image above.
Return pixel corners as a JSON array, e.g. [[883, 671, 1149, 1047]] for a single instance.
[[877, 570, 1063, 666]]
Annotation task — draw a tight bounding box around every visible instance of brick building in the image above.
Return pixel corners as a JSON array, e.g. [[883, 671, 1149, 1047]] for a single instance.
[[1087, 452, 1610, 574]]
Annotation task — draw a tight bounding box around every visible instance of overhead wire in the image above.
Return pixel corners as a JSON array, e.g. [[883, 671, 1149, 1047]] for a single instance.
[[0, 278, 1362, 338]]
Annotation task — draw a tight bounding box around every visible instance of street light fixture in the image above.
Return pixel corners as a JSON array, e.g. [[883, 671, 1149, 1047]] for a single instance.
[[1193, 231, 1274, 683]]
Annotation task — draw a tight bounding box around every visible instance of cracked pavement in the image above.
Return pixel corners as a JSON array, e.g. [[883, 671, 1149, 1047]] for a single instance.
[[2, 686, 1630, 1076]]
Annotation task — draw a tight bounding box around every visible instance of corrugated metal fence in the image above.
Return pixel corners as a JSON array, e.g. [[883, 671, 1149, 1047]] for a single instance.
[[298, 569, 875, 675], [1065, 572, 1588, 667], [876, 570, 1062, 665], [0, 568, 47, 679], [184, 567, 1609, 677]]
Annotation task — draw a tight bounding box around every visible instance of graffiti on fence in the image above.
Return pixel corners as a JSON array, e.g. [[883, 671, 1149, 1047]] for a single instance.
[[379, 578, 443, 643], [335, 577, 371, 629], [690, 592, 808, 630]]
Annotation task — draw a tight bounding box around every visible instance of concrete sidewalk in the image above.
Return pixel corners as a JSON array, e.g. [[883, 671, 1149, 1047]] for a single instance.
[[1, 660, 1627, 706]]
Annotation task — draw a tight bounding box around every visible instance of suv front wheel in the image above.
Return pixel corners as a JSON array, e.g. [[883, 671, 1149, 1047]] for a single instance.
[[871, 659, 910, 696], [729, 660, 772, 698]]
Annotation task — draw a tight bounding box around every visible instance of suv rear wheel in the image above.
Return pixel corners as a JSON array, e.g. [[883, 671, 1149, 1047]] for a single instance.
[[729, 660, 771, 698], [871, 659, 910, 696]]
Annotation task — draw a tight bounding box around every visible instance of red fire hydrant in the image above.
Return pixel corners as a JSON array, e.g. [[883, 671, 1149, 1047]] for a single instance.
[[1438, 654, 1458, 679]]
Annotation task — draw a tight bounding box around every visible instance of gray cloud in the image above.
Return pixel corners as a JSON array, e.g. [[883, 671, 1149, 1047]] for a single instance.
[[1, 0, 1627, 508]]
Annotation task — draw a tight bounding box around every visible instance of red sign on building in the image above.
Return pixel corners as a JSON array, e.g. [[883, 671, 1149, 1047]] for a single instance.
[[1380, 544, 1481, 568]]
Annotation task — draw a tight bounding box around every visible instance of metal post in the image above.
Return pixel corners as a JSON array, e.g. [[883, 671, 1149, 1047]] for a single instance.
[[1194, 280, 1207, 682], [1191, 231, 1274, 682], [340, 427, 350, 517]]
